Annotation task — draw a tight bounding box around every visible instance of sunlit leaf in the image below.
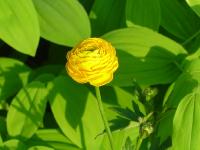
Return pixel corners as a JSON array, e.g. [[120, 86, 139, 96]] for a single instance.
[[103, 26, 187, 86], [7, 81, 48, 138], [0, 0, 40, 56], [48, 75, 104, 149], [0, 58, 30, 102], [33, 0, 90, 46]]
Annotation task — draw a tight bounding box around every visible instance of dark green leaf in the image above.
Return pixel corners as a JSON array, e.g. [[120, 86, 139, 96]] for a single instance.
[[7, 81, 48, 138], [102, 26, 187, 86], [90, 0, 126, 36], [160, 0, 200, 41], [33, 0, 90, 46], [126, 0, 160, 30], [0, 0, 40, 56]]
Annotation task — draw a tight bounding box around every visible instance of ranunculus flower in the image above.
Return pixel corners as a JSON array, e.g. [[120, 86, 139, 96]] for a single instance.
[[66, 38, 118, 87]]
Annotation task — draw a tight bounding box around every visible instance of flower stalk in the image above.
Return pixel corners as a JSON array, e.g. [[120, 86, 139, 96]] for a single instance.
[[95, 87, 114, 150]]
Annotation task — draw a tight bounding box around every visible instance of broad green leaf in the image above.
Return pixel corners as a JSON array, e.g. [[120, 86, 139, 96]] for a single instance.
[[2, 139, 27, 150], [126, 0, 160, 30], [157, 110, 174, 144], [7, 81, 48, 138], [186, 0, 200, 17], [100, 86, 145, 121], [28, 146, 54, 150], [160, 0, 200, 41], [102, 26, 187, 86], [0, 58, 31, 101], [167, 59, 200, 149], [89, 0, 126, 36], [0, 0, 40, 56], [27, 129, 79, 150], [33, 0, 90, 46], [48, 75, 104, 149], [100, 122, 139, 150], [173, 89, 200, 150]]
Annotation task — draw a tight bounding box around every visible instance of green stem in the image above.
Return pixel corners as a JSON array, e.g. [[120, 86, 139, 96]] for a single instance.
[[135, 136, 143, 150], [95, 87, 114, 150]]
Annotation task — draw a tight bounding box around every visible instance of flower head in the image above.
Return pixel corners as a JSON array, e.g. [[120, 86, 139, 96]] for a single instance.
[[66, 38, 118, 87]]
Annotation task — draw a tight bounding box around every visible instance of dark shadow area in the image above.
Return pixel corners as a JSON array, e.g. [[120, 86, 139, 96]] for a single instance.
[[111, 46, 187, 86], [8, 82, 47, 139]]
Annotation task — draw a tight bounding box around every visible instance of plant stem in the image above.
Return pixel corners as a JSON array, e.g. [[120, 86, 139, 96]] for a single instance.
[[95, 87, 114, 150], [135, 135, 143, 150]]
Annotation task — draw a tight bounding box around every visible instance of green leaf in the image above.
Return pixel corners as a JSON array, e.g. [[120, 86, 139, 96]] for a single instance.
[[186, 0, 200, 17], [33, 0, 90, 47], [27, 129, 79, 150], [126, 0, 160, 30], [2, 139, 27, 150], [28, 146, 54, 150], [48, 75, 104, 149], [157, 110, 174, 144], [100, 122, 139, 150], [0, 58, 31, 101], [160, 0, 200, 41], [170, 59, 200, 149], [89, 0, 126, 36], [102, 26, 187, 86], [7, 81, 48, 138], [0, 0, 40, 56]]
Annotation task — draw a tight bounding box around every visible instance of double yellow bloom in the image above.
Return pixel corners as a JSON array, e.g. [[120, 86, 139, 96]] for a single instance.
[[66, 38, 118, 87]]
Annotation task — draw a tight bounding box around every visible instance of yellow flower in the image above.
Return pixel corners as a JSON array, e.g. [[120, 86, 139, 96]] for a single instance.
[[66, 38, 118, 87]]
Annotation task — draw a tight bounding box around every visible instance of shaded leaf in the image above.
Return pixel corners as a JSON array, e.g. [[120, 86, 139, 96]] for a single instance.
[[126, 0, 160, 30], [90, 0, 126, 36], [48, 75, 104, 149], [0, 0, 40, 56], [27, 129, 79, 150], [28, 146, 54, 150], [160, 0, 200, 41], [7, 81, 48, 138], [102, 26, 187, 86], [0, 58, 31, 101]]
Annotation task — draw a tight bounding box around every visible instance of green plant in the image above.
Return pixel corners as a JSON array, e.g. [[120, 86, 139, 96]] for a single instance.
[[0, 0, 200, 150]]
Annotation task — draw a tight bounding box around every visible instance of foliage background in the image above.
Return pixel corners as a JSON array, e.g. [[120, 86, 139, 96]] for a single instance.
[[0, 0, 200, 149]]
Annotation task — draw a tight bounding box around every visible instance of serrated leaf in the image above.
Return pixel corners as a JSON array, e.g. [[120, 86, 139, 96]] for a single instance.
[[48, 75, 104, 149], [0, 0, 40, 56], [33, 0, 90, 46], [126, 0, 160, 30], [102, 26, 187, 86], [186, 0, 200, 17], [7, 81, 48, 138]]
